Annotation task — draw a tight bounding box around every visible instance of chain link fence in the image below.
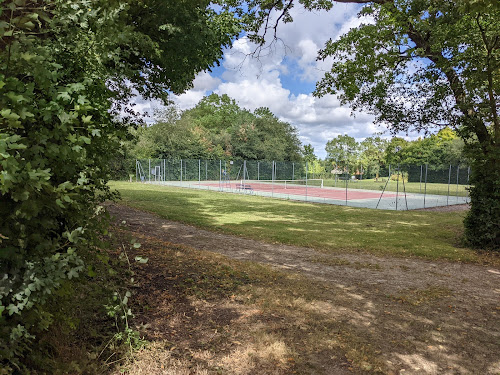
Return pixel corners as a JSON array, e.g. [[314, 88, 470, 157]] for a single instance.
[[132, 159, 470, 210]]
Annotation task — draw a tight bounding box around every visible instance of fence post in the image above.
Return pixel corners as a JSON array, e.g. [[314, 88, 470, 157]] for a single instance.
[[402, 166, 408, 210], [447, 164, 452, 206], [345, 164, 348, 206], [148, 159, 151, 182], [198, 159, 201, 186], [180, 159, 183, 183], [395, 165, 400, 211], [456, 165, 460, 202], [219, 160, 222, 189], [419, 165, 423, 193], [257, 161, 260, 180], [305, 161, 308, 201], [424, 164, 428, 208], [243, 160, 247, 191], [292, 162, 295, 180], [467, 166, 471, 203], [135, 160, 138, 183], [272, 161, 275, 197], [335, 161, 337, 187]]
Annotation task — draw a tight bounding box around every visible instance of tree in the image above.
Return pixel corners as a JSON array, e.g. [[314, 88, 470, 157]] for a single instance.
[[233, 0, 499, 248], [359, 135, 388, 179], [325, 135, 359, 171], [251, 107, 302, 161], [303, 144, 317, 164], [184, 94, 246, 131], [128, 98, 303, 162], [0, 0, 242, 368], [383, 137, 408, 166], [397, 129, 466, 167]]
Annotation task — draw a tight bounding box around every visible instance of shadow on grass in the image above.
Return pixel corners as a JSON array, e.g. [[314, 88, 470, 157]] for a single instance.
[[111, 221, 500, 375], [112, 182, 478, 262]]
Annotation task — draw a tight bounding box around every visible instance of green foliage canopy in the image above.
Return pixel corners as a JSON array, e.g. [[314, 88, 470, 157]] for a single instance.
[[128, 94, 303, 161], [325, 134, 358, 168], [0, 0, 242, 368]]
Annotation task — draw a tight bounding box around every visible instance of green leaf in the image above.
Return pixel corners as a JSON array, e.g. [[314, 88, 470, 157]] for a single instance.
[[7, 304, 20, 316], [57, 91, 71, 102], [67, 268, 79, 279], [1, 109, 20, 120], [134, 256, 148, 264]]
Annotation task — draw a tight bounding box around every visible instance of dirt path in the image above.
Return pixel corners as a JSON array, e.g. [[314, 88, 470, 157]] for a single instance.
[[108, 204, 500, 374]]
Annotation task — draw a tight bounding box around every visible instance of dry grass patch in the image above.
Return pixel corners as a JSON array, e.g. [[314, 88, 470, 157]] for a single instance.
[[106, 220, 500, 375], [391, 286, 453, 306], [108, 227, 386, 374]]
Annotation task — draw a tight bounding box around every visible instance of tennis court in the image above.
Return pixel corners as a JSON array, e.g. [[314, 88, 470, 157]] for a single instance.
[[137, 158, 470, 210], [157, 179, 468, 210]]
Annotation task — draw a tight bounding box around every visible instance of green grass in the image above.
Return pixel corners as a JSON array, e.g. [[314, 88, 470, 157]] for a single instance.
[[110, 181, 489, 263]]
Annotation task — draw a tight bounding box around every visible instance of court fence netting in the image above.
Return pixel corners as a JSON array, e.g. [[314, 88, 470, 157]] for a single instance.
[[132, 159, 471, 210]]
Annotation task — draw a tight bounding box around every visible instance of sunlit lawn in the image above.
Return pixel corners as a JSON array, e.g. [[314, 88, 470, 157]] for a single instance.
[[110, 181, 491, 263]]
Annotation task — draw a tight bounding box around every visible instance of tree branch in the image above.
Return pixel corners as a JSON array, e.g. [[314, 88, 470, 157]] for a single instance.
[[406, 21, 492, 150], [476, 14, 499, 143]]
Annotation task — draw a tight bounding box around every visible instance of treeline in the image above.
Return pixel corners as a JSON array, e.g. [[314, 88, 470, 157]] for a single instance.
[[118, 94, 466, 181], [304, 128, 466, 180], [127, 94, 302, 162]]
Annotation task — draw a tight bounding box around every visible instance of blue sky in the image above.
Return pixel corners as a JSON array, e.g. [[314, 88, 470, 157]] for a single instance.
[[136, 3, 395, 159]]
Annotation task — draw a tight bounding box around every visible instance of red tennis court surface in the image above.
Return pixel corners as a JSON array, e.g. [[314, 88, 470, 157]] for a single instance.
[[200, 181, 397, 200]]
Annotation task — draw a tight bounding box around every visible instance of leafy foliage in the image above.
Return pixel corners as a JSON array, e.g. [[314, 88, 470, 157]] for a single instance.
[[325, 134, 358, 168], [0, 0, 242, 370], [127, 94, 303, 162]]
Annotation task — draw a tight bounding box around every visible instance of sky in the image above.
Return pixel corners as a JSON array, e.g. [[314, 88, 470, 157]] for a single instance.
[[135, 3, 395, 159]]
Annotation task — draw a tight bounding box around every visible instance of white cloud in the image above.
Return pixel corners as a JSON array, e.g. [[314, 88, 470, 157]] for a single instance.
[[161, 3, 390, 158], [192, 71, 221, 91], [217, 79, 291, 113]]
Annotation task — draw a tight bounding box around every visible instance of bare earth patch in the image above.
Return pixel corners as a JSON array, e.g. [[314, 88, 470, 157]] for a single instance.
[[108, 204, 500, 375]]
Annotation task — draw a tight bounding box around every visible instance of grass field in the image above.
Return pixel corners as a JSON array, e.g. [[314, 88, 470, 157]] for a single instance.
[[111, 182, 493, 264]]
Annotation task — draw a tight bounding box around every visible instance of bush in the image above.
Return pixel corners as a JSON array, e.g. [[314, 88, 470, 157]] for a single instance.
[[464, 147, 500, 250], [389, 172, 408, 183], [0, 1, 121, 369]]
